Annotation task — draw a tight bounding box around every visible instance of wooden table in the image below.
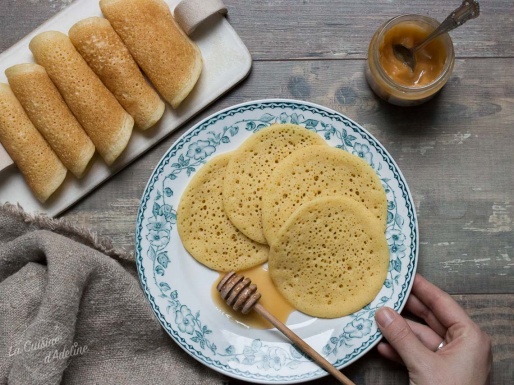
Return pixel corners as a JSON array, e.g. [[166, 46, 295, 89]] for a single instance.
[[1, 0, 513, 383]]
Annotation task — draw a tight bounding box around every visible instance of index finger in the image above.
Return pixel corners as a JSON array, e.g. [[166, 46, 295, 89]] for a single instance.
[[411, 274, 472, 328]]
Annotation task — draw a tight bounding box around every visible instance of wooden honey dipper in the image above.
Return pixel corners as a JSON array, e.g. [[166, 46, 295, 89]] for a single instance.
[[217, 271, 356, 385]]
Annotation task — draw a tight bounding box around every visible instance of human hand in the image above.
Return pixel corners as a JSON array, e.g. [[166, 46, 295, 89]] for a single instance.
[[374, 274, 492, 385]]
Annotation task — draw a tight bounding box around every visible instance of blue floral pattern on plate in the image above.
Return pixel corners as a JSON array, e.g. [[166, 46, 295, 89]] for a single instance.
[[135, 99, 418, 383]]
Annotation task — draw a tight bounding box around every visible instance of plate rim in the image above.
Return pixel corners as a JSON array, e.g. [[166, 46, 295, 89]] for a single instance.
[[135, 98, 419, 383]]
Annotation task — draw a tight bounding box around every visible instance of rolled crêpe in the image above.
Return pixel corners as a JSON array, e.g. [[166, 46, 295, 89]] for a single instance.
[[29, 31, 133, 165], [0, 83, 67, 203], [5, 63, 95, 178], [100, 0, 203, 109], [69, 17, 165, 130]]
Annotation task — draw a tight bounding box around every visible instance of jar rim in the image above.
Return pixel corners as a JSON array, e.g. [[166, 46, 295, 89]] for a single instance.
[[372, 14, 455, 94]]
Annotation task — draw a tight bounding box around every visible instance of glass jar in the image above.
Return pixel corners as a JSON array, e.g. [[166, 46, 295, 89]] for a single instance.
[[366, 15, 455, 106]]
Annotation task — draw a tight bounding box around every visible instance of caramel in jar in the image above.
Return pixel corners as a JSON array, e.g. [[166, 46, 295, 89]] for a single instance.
[[379, 23, 447, 87], [366, 15, 455, 106]]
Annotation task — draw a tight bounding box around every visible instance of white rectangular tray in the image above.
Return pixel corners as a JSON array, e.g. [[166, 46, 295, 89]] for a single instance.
[[0, 0, 252, 216]]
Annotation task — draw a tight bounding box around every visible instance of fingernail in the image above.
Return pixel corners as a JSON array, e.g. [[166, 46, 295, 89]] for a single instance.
[[375, 307, 396, 328]]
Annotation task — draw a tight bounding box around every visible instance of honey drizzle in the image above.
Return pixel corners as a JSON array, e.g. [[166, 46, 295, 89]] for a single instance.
[[211, 264, 295, 329]]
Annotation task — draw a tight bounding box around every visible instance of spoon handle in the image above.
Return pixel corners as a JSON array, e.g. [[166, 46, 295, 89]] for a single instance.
[[415, 0, 480, 51]]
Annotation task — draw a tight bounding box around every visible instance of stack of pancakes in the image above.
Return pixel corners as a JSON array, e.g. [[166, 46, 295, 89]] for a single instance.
[[0, 0, 202, 203], [178, 124, 390, 318]]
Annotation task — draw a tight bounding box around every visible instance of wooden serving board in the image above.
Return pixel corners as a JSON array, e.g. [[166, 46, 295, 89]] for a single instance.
[[0, 0, 252, 216]]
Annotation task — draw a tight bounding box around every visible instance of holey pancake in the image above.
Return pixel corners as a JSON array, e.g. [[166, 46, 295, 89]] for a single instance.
[[268, 196, 389, 318], [177, 152, 269, 272], [262, 145, 387, 246], [29, 31, 134, 165], [5, 63, 95, 178], [69, 17, 165, 130], [0, 83, 67, 203], [223, 124, 326, 244], [100, 0, 202, 109]]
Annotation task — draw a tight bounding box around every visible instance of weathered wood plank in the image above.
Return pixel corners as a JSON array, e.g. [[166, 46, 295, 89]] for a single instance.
[[223, 0, 514, 60], [228, 294, 514, 384], [0, 0, 71, 53], [64, 58, 514, 294], [1, 0, 513, 59]]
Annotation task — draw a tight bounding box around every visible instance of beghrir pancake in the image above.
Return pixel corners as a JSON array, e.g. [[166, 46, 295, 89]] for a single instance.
[[0, 83, 67, 203], [262, 145, 387, 246], [5, 63, 95, 178], [268, 196, 389, 318], [100, 0, 202, 109], [177, 152, 269, 272], [69, 17, 165, 130], [29, 31, 133, 165], [223, 124, 326, 244]]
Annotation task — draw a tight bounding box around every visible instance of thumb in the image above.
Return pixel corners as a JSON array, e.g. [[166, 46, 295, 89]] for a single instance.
[[375, 307, 431, 369]]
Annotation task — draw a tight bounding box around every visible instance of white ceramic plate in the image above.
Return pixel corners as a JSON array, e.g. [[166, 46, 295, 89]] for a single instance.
[[0, 0, 251, 216], [135, 99, 418, 383]]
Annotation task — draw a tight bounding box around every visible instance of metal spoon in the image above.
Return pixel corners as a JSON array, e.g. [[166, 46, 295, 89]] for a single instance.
[[393, 0, 480, 71]]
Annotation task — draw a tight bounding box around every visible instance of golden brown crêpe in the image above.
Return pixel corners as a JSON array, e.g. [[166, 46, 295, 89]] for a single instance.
[[5, 63, 95, 178], [177, 152, 269, 272], [262, 145, 387, 246], [223, 124, 326, 244], [69, 17, 165, 130], [29, 31, 133, 165], [100, 0, 202, 109], [268, 196, 389, 318], [0, 83, 67, 202]]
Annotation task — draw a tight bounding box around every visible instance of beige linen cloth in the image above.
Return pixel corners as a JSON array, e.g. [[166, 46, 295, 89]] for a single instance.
[[0, 203, 227, 385]]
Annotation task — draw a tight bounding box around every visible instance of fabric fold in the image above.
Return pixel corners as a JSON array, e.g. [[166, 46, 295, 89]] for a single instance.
[[0, 203, 227, 385]]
